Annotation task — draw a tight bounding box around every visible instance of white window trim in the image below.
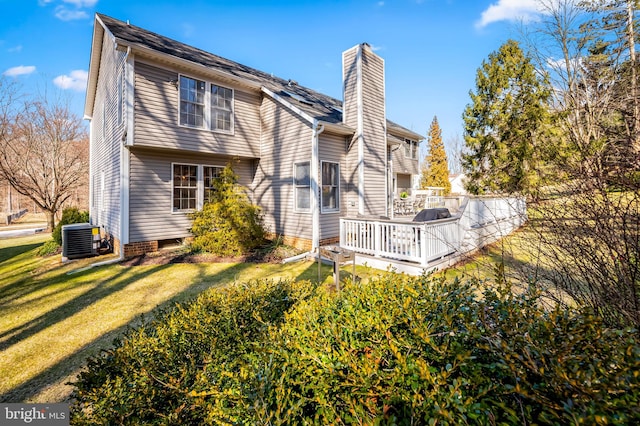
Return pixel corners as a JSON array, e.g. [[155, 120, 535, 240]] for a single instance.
[[293, 161, 311, 213], [210, 83, 235, 134], [178, 75, 206, 130], [171, 162, 199, 214], [404, 138, 418, 160], [100, 171, 105, 213], [171, 163, 226, 214], [177, 73, 235, 135], [321, 161, 340, 213]]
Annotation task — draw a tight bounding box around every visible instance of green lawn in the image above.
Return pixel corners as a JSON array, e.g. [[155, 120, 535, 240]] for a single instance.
[[0, 234, 362, 403], [0, 218, 574, 404]]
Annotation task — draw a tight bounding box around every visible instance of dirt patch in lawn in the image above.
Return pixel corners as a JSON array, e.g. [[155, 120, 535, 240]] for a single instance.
[[120, 244, 304, 267]]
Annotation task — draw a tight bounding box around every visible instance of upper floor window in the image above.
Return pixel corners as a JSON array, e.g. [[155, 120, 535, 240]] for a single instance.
[[179, 75, 233, 133], [211, 85, 233, 131], [321, 161, 340, 212], [294, 162, 311, 212], [179, 76, 205, 128], [404, 138, 418, 160]]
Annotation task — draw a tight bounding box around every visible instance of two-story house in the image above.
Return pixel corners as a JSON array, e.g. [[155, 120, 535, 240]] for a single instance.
[[85, 13, 422, 257]]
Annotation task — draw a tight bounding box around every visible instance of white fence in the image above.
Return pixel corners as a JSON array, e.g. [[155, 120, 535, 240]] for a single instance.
[[340, 197, 526, 268]]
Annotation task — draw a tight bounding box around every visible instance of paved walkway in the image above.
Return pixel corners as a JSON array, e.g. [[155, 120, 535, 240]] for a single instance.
[[0, 213, 48, 239]]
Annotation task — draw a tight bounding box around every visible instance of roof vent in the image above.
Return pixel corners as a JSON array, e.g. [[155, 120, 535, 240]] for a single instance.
[[287, 79, 297, 87]]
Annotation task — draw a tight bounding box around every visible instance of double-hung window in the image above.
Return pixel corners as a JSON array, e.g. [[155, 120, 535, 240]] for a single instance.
[[294, 162, 311, 212], [179, 75, 233, 133], [404, 138, 418, 160], [321, 161, 340, 212], [211, 85, 233, 131], [172, 164, 198, 212], [173, 164, 224, 212], [179, 76, 205, 128]]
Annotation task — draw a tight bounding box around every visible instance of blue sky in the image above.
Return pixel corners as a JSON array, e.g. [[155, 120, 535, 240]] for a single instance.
[[1, 0, 544, 157]]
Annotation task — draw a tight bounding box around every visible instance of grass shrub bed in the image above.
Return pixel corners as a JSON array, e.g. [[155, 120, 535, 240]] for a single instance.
[[71, 274, 640, 425]]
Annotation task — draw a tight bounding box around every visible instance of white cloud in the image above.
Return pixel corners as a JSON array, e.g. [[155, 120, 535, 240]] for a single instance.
[[8, 45, 23, 53], [40, 0, 97, 21], [53, 69, 88, 91], [55, 6, 89, 21], [62, 0, 98, 7], [476, 0, 544, 29], [3, 65, 36, 77]]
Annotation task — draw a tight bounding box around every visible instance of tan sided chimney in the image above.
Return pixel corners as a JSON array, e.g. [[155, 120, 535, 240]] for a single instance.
[[342, 43, 387, 217]]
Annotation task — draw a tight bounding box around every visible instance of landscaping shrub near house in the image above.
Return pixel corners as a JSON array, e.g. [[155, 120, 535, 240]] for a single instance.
[[71, 274, 640, 425], [52, 207, 90, 246], [189, 164, 265, 257]]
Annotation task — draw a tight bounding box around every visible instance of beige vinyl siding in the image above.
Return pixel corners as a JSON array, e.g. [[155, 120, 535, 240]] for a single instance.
[[255, 96, 313, 240], [128, 148, 254, 243], [342, 45, 389, 218], [90, 31, 126, 239], [392, 137, 420, 176], [360, 48, 387, 216], [342, 47, 359, 128], [342, 47, 360, 217], [318, 132, 347, 241], [133, 60, 261, 158]]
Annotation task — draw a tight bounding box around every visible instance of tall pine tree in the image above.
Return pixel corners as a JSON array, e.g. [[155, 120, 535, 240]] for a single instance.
[[462, 39, 553, 196], [421, 116, 451, 195]]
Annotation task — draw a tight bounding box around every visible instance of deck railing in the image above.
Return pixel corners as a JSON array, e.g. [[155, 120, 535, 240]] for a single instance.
[[340, 216, 460, 266], [340, 197, 526, 268]]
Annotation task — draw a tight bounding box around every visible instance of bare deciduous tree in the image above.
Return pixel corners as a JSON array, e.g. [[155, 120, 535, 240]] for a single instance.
[[514, 0, 640, 326], [445, 133, 465, 175], [0, 90, 88, 231]]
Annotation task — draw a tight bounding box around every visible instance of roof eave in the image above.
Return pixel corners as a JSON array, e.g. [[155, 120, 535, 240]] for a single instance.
[[387, 125, 423, 142], [84, 14, 107, 119]]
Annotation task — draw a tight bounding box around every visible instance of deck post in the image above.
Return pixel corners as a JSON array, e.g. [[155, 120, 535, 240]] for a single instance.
[[420, 223, 429, 267], [374, 220, 382, 257]]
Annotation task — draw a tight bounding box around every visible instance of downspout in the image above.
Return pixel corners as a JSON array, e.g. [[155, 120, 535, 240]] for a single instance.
[[311, 120, 325, 250]]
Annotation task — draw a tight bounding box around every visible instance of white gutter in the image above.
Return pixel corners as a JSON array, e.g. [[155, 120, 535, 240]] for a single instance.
[[311, 121, 325, 249]]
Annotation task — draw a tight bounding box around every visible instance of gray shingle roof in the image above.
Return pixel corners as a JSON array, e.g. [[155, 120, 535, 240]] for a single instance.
[[97, 13, 421, 137]]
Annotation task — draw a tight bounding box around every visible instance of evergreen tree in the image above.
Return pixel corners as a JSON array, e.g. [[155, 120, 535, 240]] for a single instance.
[[190, 163, 265, 257], [420, 116, 451, 194], [462, 39, 553, 196]]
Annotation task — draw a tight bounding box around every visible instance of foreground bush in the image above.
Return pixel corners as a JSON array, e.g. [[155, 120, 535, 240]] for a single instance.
[[71, 274, 640, 425], [71, 279, 316, 425]]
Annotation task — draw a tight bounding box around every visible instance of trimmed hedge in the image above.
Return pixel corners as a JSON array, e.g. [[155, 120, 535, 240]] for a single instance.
[[71, 274, 640, 425]]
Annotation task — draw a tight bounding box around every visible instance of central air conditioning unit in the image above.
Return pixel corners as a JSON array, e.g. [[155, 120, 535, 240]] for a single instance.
[[62, 223, 100, 260]]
